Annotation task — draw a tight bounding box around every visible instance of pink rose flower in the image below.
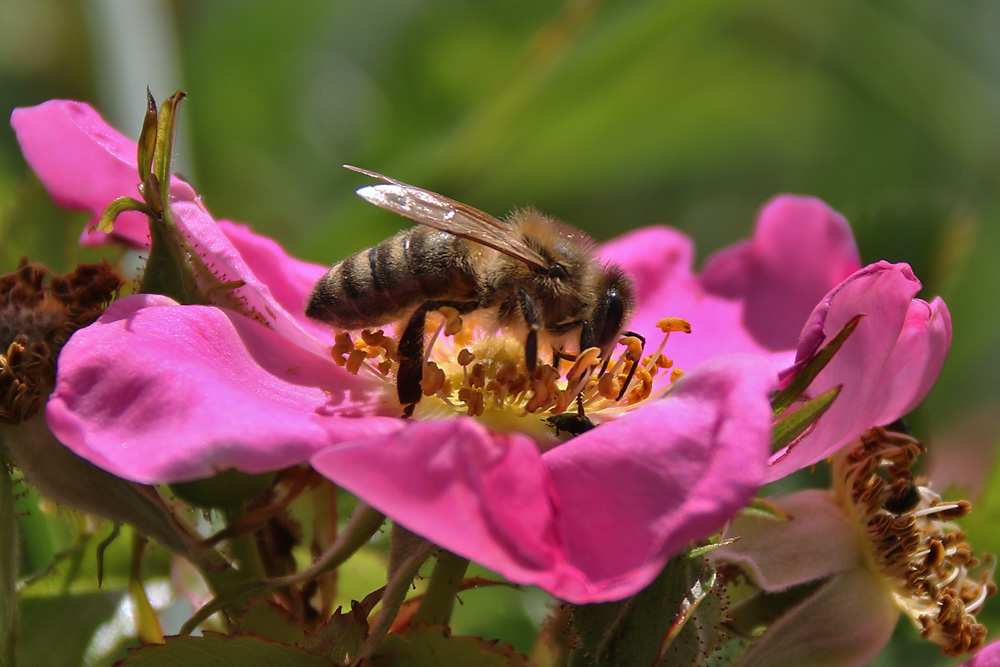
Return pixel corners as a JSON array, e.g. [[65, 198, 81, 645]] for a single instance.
[[10, 99, 950, 604]]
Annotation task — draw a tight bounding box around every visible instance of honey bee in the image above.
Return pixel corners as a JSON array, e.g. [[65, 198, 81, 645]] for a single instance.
[[306, 166, 636, 416]]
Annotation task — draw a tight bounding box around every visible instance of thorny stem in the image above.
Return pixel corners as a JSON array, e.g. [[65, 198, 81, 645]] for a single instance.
[[181, 503, 386, 636], [411, 550, 470, 626]]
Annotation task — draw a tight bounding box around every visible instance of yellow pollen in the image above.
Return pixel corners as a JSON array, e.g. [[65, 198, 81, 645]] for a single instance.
[[657, 317, 692, 334], [331, 309, 692, 444]]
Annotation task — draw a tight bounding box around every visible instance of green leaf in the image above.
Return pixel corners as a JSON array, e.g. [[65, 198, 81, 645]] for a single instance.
[[770, 315, 861, 417], [300, 595, 378, 666], [17, 591, 125, 667], [568, 553, 720, 667], [117, 633, 333, 666], [368, 625, 529, 667]]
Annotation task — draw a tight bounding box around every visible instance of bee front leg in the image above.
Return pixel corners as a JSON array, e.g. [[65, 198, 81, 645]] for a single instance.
[[397, 304, 429, 418], [518, 289, 540, 374]]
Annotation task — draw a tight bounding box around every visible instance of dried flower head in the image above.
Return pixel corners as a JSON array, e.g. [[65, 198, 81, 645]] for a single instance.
[[0, 258, 121, 423]]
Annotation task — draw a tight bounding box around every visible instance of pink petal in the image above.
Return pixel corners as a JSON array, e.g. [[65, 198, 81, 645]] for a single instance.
[[542, 353, 775, 601], [699, 195, 861, 350], [765, 262, 947, 481], [735, 568, 898, 667], [10, 100, 191, 248], [710, 490, 860, 590], [312, 353, 775, 603], [218, 220, 332, 340], [45, 294, 402, 484], [709, 490, 899, 666], [961, 642, 1000, 667], [603, 227, 792, 375], [311, 419, 565, 579]]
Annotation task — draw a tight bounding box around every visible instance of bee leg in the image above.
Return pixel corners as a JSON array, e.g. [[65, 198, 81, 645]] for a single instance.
[[579, 320, 594, 352], [518, 289, 540, 374], [397, 304, 429, 417]]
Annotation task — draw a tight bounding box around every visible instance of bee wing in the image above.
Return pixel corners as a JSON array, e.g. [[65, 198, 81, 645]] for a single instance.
[[345, 165, 548, 268]]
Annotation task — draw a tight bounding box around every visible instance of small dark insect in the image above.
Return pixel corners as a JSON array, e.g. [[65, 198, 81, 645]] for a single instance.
[[546, 412, 596, 437], [306, 166, 636, 416]]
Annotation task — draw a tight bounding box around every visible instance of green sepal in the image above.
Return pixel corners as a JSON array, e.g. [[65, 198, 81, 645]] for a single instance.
[[96, 196, 151, 234], [771, 314, 862, 417], [152, 91, 185, 196], [771, 385, 841, 452], [169, 469, 277, 510], [736, 497, 792, 523], [137, 90, 158, 195], [568, 552, 723, 667]]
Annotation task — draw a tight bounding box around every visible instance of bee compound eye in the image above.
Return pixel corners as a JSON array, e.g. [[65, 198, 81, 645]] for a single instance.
[[596, 285, 626, 349]]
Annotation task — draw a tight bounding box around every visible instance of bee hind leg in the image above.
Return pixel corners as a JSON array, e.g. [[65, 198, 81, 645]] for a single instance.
[[397, 305, 429, 417]]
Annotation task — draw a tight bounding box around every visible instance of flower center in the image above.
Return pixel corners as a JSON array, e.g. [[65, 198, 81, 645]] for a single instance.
[[832, 425, 997, 657], [329, 311, 690, 446]]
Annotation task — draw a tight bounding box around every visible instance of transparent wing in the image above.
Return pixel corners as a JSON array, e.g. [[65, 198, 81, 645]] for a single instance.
[[345, 165, 548, 268]]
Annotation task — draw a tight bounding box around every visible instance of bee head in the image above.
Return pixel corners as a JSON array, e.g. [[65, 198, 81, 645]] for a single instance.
[[591, 265, 635, 353]]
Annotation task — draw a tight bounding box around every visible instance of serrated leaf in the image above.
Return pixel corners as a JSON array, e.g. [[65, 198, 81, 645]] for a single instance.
[[117, 632, 333, 666], [569, 553, 720, 667], [300, 595, 378, 665], [368, 625, 529, 667]]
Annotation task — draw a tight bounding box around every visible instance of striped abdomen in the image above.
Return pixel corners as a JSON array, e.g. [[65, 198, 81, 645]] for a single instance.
[[305, 227, 481, 330]]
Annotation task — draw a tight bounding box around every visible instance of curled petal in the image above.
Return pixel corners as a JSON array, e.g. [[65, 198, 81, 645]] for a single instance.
[[312, 354, 775, 603], [766, 262, 948, 480], [46, 294, 401, 484]]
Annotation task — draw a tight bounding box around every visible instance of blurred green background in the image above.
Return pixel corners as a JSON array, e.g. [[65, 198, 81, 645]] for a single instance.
[[2, 0, 999, 664]]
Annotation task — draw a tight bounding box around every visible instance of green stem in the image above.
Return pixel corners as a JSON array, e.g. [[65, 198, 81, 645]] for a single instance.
[[181, 503, 386, 636], [1, 449, 19, 667], [412, 551, 470, 626]]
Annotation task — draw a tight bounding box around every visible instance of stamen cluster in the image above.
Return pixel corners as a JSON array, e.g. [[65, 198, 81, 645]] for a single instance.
[[329, 312, 689, 442], [0, 259, 121, 424], [834, 425, 997, 656]]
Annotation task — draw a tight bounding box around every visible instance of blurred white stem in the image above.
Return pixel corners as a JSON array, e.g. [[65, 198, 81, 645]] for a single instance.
[[83, 0, 194, 178]]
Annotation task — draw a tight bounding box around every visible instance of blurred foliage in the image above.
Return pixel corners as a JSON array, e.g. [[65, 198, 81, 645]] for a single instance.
[[2, 0, 999, 663]]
